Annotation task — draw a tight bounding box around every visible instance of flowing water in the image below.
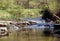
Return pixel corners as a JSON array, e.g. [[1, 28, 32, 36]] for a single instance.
[[0, 18, 60, 41]]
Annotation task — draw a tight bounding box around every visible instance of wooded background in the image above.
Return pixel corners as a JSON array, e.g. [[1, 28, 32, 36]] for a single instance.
[[0, 0, 60, 20]]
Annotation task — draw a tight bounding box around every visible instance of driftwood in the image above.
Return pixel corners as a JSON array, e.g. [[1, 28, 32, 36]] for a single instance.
[[53, 14, 60, 20], [50, 10, 60, 20]]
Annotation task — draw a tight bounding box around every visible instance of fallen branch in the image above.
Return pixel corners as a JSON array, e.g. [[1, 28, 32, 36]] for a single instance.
[[53, 14, 60, 20]]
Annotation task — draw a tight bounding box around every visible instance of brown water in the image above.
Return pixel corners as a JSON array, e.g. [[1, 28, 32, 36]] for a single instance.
[[0, 29, 59, 41]]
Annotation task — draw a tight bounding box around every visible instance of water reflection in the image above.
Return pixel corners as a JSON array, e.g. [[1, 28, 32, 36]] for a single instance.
[[0, 18, 59, 41]]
